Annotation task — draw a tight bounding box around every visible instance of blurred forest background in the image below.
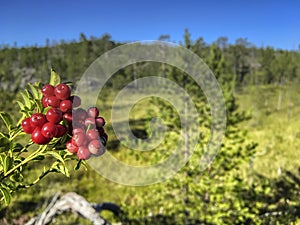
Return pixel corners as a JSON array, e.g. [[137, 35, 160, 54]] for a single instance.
[[0, 29, 300, 224]]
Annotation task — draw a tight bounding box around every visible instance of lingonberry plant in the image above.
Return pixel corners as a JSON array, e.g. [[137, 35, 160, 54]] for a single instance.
[[0, 69, 108, 205]]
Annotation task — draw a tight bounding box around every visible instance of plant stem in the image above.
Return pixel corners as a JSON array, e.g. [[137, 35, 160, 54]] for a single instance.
[[18, 167, 53, 189], [3, 145, 48, 178]]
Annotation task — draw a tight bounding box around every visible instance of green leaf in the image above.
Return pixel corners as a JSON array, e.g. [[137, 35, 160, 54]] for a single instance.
[[50, 161, 70, 177], [16, 101, 25, 111], [56, 164, 70, 177], [0, 136, 10, 152], [0, 112, 13, 131], [0, 131, 6, 137], [3, 156, 13, 174], [45, 151, 65, 164], [10, 170, 23, 183], [0, 154, 4, 172], [0, 136, 10, 147], [0, 186, 11, 205], [28, 83, 41, 100], [25, 89, 34, 99], [20, 92, 31, 109], [49, 69, 61, 86], [33, 99, 43, 113]]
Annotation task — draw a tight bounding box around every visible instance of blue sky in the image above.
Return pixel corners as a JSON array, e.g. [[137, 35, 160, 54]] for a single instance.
[[1, 0, 299, 49]]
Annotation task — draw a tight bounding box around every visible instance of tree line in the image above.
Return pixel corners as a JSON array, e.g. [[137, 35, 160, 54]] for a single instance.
[[0, 29, 299, 93]]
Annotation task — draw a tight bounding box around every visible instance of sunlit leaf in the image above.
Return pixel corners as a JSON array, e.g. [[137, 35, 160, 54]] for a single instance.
[[3, 156, 13, 174], [49, 69, 61, 86], [28, 83, 41, 100], [16, 101, 25, 111], [0, 186, 11, 205], [20, 92, 31, 109], [46, 151, 65, 163], [0, 112, 13, 131]]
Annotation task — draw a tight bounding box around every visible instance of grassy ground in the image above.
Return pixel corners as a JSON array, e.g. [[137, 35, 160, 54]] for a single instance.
[[236, 83, 300, 178]]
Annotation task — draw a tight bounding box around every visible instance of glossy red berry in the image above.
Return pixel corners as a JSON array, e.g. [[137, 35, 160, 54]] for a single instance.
[[70, 95, 81, 107], [72, 132, 86, 146], [54, 83, 71, 100], [22, 117, 35, 134], [77, 146, 91, 160], [46, 96, 61, 108], [46, 108, 63, 124], [31, 127, 51, 145], [84, 117, 96, 127], [72, 127, 85, 135], [97, 127, 105, 136], [60, 99, 72, 112], [63, 112, 73, 123], [73, 108, 87, 121], [66, 139, 78, 154], [88, 139, 105, 155], [42, 96, 49, 108], [95, 117, 106, 127], [30, 113, 46, 128], [87, 107, 99, 118], [72, 120, 85, 129], [86, 129, 99, 141], [41, 122, 58, 138], [54, 124, 66, 138], [41, 84, 55, 97]]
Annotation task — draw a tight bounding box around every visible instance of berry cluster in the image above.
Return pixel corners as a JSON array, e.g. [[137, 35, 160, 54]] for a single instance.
[[66, 107, 107, 160], [21, 83, 107, 160], [21, 83, 76, 144]]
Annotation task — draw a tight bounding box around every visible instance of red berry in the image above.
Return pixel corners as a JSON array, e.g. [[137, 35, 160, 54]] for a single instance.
[[66, 139, 78, 153], [87, 107, 99, 118], [60, 99, 72, 112], [41, 84, 55, 97], [72, 127, 85, 135], [86, 129, 99, 141], [70, 95, 81, 107], [63, 112, 73, 123], [88, 139, 105, 156], [54, 84, 71, 100], [54, 124, 66, 138], [46, 96, 61, 108], [31, 127, 51, 145], [77, 146, 91, 160], [42, 97, 49, 108], [46, 108, 63, 124], [102, 132, 108, 140], [30, 113, 46, 128], [72, 132, 86, 146], [72, 120, 85, 129], [97, 127, 105, 136], [22, 117, 35, 134], [73, 108, 87, 121], [95, 117, 106, 127], [84, 117, 96, 127], [41, 122, 58, 138]]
